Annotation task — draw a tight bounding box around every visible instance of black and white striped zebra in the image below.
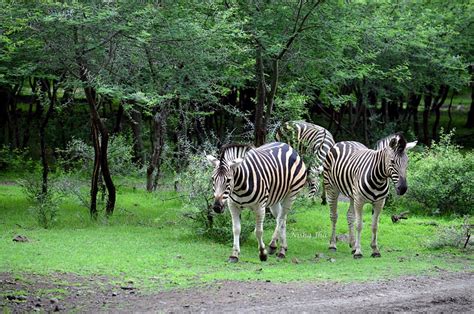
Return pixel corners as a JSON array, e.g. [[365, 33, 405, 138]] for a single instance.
[[323, 133, 417, 258], [206, 142, 307, 262], [275, 120, 335, 203]]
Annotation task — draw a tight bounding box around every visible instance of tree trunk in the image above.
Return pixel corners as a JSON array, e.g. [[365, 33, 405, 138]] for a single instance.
[[146, 105, 169, 192], [423, 85, 433, 146], [8, 83, 22, 149], [129, 107, 145, 166], [381, 98, 388, 123], [254, 45, 266, 147], [447, 91, 455, 130], [408, 92, 422, 138], [466, 65, 474, 128], [113, 103, 124, 134], [431, 84, 449, 141], [84, 85, 116, 217], [38, 78, 57, 195], [75, 27, 116, 217]]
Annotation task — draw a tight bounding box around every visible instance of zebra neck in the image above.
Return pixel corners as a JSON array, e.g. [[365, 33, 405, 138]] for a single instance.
[[374, 149, 391, 179]]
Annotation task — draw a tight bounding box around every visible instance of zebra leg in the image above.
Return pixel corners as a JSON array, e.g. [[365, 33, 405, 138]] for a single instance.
[[370, 199, 385, 258], [327, 188, 339, 251], [321, 179, 327, 205], [268, 203, 282, 255], [353, 199, 364, 259], [276, 197, 293, 259], [347, 199, 356, 251], [255, 206, 268, 262], [228, 203, 241, 263]]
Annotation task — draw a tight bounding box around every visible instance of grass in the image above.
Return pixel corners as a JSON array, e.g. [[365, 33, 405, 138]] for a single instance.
[[0, 177, 471, 292]]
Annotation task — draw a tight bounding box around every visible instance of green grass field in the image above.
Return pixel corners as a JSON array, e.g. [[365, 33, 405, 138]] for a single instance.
[[0, 179, 471, 291]]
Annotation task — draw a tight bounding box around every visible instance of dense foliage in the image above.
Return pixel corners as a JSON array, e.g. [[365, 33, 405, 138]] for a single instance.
[[0, 1, 472, 218], [407, 130, 474, 216]]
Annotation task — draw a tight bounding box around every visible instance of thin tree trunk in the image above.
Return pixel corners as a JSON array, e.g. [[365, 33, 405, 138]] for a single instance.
[[38, 78, 57, 195], [254, 45, 266, 146], [447, 90, 455, 130], [89, 121, 100, 219], [8, 83, 22, 149], [146, 106, 169, 192], [113, 103, 124, 134], [75, 27, 116, 217], [84, 86, 116, 217], [129, 107, 145, 165], [431, 85, 449, 141], [423, 85, 433, 146], [466, 65, 474, 128], [408, 92, 421, 138]]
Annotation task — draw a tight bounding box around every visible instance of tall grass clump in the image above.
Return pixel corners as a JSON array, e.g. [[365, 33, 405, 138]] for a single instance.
[[407, 129, 474, 216]]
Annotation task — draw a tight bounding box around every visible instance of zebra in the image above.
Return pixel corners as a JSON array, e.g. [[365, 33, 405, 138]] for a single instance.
[[323, 133, 417, 258], [206, 142, 307, 262], [275, 120, 335, 204]]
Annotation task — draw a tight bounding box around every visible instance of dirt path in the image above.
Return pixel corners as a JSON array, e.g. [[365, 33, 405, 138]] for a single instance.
[[1, 271, 473, 312]]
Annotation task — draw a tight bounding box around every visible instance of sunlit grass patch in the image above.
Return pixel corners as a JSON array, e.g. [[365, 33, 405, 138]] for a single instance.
[[0, 181, 471, 291]]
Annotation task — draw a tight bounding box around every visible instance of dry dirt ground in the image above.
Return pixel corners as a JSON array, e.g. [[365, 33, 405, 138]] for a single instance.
[[1, 271, 473, 313]]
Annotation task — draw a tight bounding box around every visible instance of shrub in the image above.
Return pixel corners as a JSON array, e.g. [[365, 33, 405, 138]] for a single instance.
[[19, 176, 64, 229], [0, 145, 37, 173], [57, 134, 139, 177], [406, 130, 474, 216], [179, 150, 254, 244], [426, 216, 472, 250]]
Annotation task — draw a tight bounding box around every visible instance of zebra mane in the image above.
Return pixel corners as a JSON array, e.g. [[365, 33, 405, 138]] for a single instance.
[[218, 143, 253, 162]]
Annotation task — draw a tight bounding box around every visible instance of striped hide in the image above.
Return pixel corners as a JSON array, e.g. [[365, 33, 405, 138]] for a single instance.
[[275, 120, 335, 203], [207, 142, 307, 262], [323, 133, 417, 258]]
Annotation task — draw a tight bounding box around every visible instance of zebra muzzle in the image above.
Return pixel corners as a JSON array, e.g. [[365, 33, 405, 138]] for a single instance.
[[213, 201, 225, 213], [396, 178, 408, 195]]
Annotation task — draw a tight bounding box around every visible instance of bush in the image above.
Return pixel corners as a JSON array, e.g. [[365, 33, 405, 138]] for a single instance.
[[178, 151, 254, 244], [0, 145, 37, 173], [57, 134, 139, 177], [19, 176, 64, 229], [407, 130, 474, 216], [426, 216, 472, 250]]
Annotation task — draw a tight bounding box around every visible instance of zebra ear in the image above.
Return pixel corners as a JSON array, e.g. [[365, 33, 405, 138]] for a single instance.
[[206, 155, 219, 167], [229, 158, 244, 169], [405, 141, 417, 151]]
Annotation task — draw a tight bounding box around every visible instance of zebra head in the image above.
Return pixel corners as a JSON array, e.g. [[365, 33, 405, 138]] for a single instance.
[[385, 134, 417, 195], [206, 155, 244, 213]]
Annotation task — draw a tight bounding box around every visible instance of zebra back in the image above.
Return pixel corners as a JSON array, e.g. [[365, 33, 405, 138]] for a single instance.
[[276, 120, 335, 168]]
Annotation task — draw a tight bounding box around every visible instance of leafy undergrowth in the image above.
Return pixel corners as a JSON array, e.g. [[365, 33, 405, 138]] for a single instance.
[[0, 182, 471, 292]]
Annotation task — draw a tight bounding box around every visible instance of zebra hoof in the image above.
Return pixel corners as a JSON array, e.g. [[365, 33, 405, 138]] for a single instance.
[[268, 246, 277, 255], [371, 252, 381, 258], [353, 253, 363, 259], [259, 253, 268, 262], [228, 256, 239, 263], [328, 247, 337, 252], [277, 253, 286, 260]]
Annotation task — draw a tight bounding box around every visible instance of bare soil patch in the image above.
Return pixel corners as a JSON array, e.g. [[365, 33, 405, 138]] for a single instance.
[[1, 271, 473, 312]]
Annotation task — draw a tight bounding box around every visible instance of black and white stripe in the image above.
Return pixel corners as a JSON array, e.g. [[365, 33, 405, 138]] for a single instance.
[[207, 142, 307, 262], [323, 133, 416, 258], [275, 121, 335, 202]]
